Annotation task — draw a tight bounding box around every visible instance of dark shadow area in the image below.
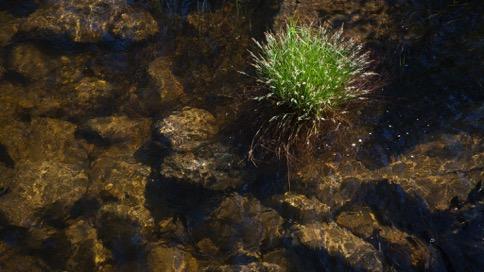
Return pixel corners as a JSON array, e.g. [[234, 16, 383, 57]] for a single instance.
[[0, 0, 38, 17], [354, 0, 484, 169], [338, 179, 484, 271], [95, 212, 148, 268], [0, 143, 14, 168]]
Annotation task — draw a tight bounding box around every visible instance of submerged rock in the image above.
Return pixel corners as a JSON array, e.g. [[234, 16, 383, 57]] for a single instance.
[[112, 7, 159, 42], [160, 142, 249, 191], [22, 0, 158, 43], [0, 118, 88, 163], [0, 11, 20, 47], [86, 116, 152, 206], [0, 160, 89, 227], [8, 43, 56, 80], [0, 82, 26, 120], [291, 222, 383, 272], [90, 151, 151, 206], [96, 203, 154, 261], [65, 219, 113, 271], [204, 262, 283, 272], [84, 116, 151, 147], [336, 208, 439, 270], [272, 192, 331, 224], [156, 107, 218, 151], [0, 118, 89, 227], [196, 194, 284, 258], [74, 77, 115, 108], [147, 244, 199, 272], [147, 57, 184, 103]]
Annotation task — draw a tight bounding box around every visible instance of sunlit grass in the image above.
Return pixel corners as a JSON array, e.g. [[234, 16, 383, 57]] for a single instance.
[[251, 21, 374, 121], [249, 21, 376, 158]]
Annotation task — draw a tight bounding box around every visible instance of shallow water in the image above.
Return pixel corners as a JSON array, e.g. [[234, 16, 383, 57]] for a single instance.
[[0, 0, 482, 271]]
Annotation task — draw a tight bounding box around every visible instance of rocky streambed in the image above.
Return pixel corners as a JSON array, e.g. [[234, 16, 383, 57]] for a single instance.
[[0, 0, 482, 271]]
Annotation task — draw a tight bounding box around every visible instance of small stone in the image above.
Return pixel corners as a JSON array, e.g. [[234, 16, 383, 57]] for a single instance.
[[147, 244, 199, 272], [65, 220, 112, 271], [111, 8, 159, 41], [147, 57, 184, 103], [292, 222, 383, 272], [74, 77, 114, 107], [156, 107, 218, 151], [196, 194, 284, 258], [21, 0, 158, 43], [160, 142, 249, 191], [9, 43, 55, 80], [273, 192, 331, 223]]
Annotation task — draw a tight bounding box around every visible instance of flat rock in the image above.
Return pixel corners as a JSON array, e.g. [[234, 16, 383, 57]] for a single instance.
[[65, 219, 113, 271], [84, 115, 151, 148], [147, 244, 199, 272], [8, 43, 56, 80], [21, 0, 158, 43], [0, 160, 89, 227], [147, 57, 184, 103], [96, 203, 154, 261], [291, 222, 383, 272], [156, 107, 218, 151], [336, 208, 439, 270], [272, 192, 331, 223], [204, 262, 283, 272], [196, 194, 284, 258], [0, 11, 20, 47], [160, 142, 249, 191], [90, 150, 151, 206], [0, 118, 89, 227]]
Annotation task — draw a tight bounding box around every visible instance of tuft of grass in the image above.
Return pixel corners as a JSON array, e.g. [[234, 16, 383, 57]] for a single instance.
[[248, 21, 376, 159], [251, 21, 375, 120]]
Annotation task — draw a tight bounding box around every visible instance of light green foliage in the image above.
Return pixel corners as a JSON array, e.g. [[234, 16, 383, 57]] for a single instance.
[[251, 22, 374, 121]]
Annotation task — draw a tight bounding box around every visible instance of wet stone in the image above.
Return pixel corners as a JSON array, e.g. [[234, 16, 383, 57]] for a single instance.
[[197, 194, 284, 258], [96, 203, 154, 261], [204, 262, 283, 272], [160, 142, 249, 191], [84, 116, 151, 148], [336, 208, 436, 270], [147, 57, 184, 103], [0, 11, 20, 47], [0, 82, 25, 120], [74, 77, 115, 108], [272, 192, 331, 224], [8, 43, 56, 80], [147, 244, 199, 272], [65, 219, 113, 271], [0, 118, 89, 227], [156, 107, 219, 151], [22, 0, 158, 43], [291, 222, 384, 272], [86, 116, 152, 206], [90, 152, 151, 206], [0, 160, 89, 227], [157, 217, 190, 244], [112, 7, 159, 41], [0, 118, 88, 163]]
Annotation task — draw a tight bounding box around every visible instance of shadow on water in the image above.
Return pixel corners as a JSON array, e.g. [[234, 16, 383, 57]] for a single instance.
[[337, 179, 483, 271], [353, 0, 484, 169]]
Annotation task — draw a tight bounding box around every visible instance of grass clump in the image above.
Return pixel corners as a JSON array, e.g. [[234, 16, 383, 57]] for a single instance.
[[249, 22, 376, 158]]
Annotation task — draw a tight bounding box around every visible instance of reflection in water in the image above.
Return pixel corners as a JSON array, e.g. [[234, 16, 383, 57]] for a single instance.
[[0, 0, 482, 271]]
